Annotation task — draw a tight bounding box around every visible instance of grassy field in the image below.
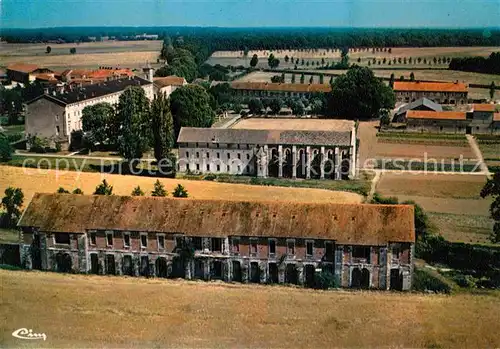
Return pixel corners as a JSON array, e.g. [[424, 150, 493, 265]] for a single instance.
[[0, 166, 362, 205], [0, 40, 162, 70], [375, 172, 494, 243], [428, 212, 494, 244], [1, 269, 499, 348]]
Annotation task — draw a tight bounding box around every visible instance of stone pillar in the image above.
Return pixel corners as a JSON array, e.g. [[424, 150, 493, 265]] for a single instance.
[[202, 237, 211, 253], [242, 261, 249, 283], [297, 263, 304, 286], [185, 260, 193, 280], [20, 244, 32, 270], [259, 261, 267, 284], [334, 147, 341, 180], [334, 245, 344, 287], [278, 265, 285, 284], [40, 233, 48, 270], [99, 252, 107, 275], [263, 145, 269, 178], [222, 237, 230, 255], [77, 234, 88, 273], [223, 259, 232, 282], [306, 146, 311, 179], [320, 146, 325, 180], [149, 256, 156, 277], [292, 146, 297, 179], [379, 247, 388, 290], [278, 145, 283, 178], [349, 126, 357, 179], [203, 259, 211, 280], [114, 254, 122, 276]]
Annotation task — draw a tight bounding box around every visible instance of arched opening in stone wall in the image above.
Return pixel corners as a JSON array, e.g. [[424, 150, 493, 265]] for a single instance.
[[56, 252, 72, 273], [250, 262, 260, 283], [106, 254, 115, 275], [282, 148, 293, 178], [90, 253, 99, 274], [268, 148, 279, 178], [194, 259, 204, 279], [324, 150, 334, 179], [296, 149, 306, 179], [390, 268, 403, 291], [122, 255, 134, 276], [310, 150, 322, 179], [156, 257, 168, 278], [351, 268, 370, 289], [268, 263, 279, 283], [341, 150, 350, 179], [170, 256, 185, 278], [212, 260, 223, 279], [232, 261, 242, 282], [304, 264, 316, 288], [140, 256, 149, 277], [285, 264, 298, 285]]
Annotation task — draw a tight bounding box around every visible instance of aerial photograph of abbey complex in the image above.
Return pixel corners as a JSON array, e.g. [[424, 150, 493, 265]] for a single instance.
[[0, 0, 499, 347]]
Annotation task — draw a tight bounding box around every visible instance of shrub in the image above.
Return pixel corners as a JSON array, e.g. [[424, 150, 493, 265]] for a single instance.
[[203, 173, 217, 181], [151, 180, 167, 197], [56, 187, 70, 194], [315, 270, 338, 289], [94, 179, 113, 195], [413, 268, 451, 294], [172, 184, 189, 198], [72, 188, 83, 194], [452, 274, 477, 288], [131, 186, 145, 196], [0, 133, 13, 161]]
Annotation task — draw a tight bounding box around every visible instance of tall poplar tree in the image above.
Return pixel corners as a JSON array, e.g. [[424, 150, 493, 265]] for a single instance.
[[150, 92, 174, 162], [115, 86, 151, 161]]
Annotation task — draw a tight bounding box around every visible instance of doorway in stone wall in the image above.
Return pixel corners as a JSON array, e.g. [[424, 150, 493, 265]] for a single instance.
[[90, 253, 99, 274], [122, 255, 134, 276], [105, 254, 115, 275], [232, 261, 242, 282], [250, 262, 260, 283]]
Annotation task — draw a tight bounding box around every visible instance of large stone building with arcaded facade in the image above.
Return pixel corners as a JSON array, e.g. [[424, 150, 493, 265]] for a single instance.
[[18, 194, 415, 290], [177, 118, 357, 180]]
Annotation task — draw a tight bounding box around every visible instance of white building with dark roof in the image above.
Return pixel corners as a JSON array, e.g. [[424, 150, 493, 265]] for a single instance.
[[177, 119, 357, 180], [25, 76, 153, 148]]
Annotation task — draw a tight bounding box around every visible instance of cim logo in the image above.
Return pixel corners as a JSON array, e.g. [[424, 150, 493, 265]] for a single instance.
[[12, 328, 47, 341]]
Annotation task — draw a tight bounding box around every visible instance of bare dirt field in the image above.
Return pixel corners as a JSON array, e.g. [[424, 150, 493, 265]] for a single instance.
[[376, 172, 488, 199], [231, 118, 353, 131], [374, 142, 475, 161], [1, 269, 499, 348], [0, 40, 162, 70], [0, 166, 362, 205]]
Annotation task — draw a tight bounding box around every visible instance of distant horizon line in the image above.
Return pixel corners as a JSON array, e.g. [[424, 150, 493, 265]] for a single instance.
[[2, 25, 500, 31]]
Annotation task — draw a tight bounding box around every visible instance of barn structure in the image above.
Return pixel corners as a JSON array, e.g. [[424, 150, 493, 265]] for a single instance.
[[18, 193, 415, 291]]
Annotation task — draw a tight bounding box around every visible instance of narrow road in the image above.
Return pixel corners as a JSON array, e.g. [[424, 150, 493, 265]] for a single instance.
[[466, 134, 491, 179]]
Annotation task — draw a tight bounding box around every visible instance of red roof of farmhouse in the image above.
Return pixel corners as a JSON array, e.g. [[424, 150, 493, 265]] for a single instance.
[[473, 104, 496, 112], [394, 81, 468, 93], [407, 110, 467, 120], [7, 63, 40, 74], [231, 81, 332, 93]]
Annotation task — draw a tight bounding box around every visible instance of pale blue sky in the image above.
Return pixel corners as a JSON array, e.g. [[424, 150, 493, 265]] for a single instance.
[[1, 0, 499, 28]]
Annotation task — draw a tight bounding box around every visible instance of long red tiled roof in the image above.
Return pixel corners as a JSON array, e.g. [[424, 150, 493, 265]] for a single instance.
[[7, 63, 40, 74], [154, 76, 187, 88], [473, 104, 496, 112], [407, 110, 467, 120], [231, 81, 332, 93], [394, 81, 468, 93]]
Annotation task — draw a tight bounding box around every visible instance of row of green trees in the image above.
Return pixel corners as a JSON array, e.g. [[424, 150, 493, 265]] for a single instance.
[[61, 179, 189, 198]]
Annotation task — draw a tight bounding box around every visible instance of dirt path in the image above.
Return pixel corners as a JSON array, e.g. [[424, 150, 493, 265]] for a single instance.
[[466, 135, 492, 179]]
